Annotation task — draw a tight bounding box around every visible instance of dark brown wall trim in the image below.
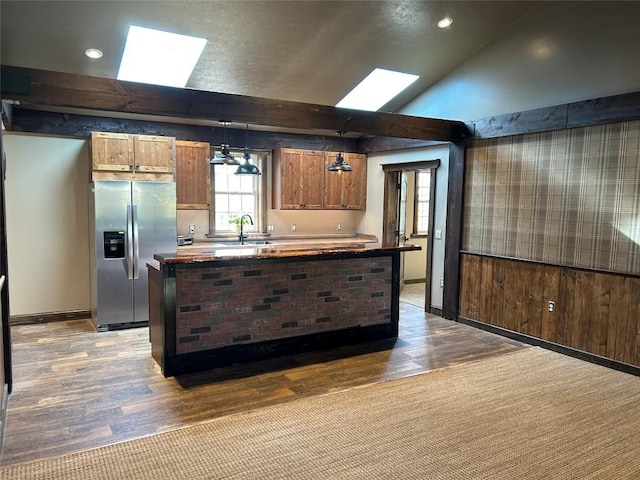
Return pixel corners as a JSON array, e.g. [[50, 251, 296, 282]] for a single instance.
[[362, 90, 640, 151], [10, 310, 91, 326], [472, 90, 640, 140], [381, 159, 440, 171]]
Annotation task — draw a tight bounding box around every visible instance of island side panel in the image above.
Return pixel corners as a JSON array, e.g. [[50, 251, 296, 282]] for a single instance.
[[148, 262, 177, 372], [174, 255, 394, 354], [148, 264, 163, 358]]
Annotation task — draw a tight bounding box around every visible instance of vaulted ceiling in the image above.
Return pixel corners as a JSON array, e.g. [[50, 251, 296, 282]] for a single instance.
[[1, 0, 539, 113]]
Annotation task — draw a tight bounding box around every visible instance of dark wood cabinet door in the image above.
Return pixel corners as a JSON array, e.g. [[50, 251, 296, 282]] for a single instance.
[[176, 141, 210, 209], [323, 153, 367, 209]]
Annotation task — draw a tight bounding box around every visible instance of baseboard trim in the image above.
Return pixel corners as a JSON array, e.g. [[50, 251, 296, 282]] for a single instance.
[[10, 310, 91, 326], [404, 279, 426, 285], [456, 315, 640, 377], [429, 306, 443, 317]]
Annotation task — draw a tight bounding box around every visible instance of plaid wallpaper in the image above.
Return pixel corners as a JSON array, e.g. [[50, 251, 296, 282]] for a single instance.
[[463, 120, 640, 276]]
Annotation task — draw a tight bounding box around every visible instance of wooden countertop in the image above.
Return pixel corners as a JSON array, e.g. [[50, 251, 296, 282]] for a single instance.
[[154, 242, 420, 265]]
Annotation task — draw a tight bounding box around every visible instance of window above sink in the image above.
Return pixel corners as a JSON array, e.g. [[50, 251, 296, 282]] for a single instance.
[[209, 151, 268, 236]]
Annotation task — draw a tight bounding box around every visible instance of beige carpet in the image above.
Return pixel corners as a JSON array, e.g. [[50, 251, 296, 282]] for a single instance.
[[2, 347, 640, 479]]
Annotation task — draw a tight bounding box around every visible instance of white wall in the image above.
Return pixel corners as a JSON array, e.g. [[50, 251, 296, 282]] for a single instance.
[[359, 145, 450, 309], [402, 1, 640, 121], [3, 132, 91, 316]]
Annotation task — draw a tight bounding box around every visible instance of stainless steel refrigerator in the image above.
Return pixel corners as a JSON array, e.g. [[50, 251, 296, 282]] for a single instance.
[[89, 180, 176, 331]]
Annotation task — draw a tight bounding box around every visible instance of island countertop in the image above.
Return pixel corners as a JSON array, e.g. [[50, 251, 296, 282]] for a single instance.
[[154, 243, 420, 265]]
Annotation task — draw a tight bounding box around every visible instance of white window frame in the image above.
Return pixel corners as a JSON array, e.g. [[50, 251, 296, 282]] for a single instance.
[[413, 170, 433, 236], [208, 151, 268, 235]]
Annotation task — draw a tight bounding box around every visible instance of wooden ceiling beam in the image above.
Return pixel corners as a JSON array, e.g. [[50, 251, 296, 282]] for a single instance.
[[1, 65, 469, 142]]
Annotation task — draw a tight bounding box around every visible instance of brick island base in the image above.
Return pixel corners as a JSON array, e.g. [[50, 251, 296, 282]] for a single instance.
[[149, 249, 405, 377]]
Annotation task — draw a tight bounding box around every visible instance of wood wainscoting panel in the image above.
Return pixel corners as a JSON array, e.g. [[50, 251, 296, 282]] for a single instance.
[[459, 253, 640, 368], [628, 277, 640, 366], [479, 257, 495, 324], [459, 254, 482, 320]]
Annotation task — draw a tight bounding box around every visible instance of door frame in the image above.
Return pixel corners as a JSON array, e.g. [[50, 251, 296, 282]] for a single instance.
[[382, 160, 440, 313]]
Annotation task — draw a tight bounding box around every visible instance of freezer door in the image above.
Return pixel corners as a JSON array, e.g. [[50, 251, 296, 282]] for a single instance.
[[92, 180, 135, 327], [132, 182, 176, 323]]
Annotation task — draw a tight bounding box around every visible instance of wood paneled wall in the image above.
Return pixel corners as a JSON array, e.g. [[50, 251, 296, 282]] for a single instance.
[[460, 253, 640, 367]]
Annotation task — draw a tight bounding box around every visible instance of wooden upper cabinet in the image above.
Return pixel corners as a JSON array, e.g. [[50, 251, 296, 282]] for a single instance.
[[133, 135, 175, 174], [324, 153, 367, 210], [91, 132, 134, 173], [176, 140, 211, 210], [274, 148, 367, 210], [343, 153, 367, 209], [273, 149, 324, 209], [90, 132, 175, 181]]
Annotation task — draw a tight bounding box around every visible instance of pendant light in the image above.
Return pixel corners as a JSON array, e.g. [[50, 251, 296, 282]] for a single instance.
[[211, 121, 240, 165], [235, 124, 261, 175], [327, 130, 353, 172]]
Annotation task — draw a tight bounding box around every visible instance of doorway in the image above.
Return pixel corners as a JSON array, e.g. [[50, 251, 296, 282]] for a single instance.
[[382, 160, 439, 312]]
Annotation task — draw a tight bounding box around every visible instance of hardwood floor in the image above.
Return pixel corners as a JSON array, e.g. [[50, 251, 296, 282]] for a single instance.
[[1, 302, 528, 466], [400, 282, 426, 308]]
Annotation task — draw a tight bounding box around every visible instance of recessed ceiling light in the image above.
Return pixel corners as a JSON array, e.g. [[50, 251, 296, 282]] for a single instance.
[[117, 25, 207, 88], [437, 17, 453, 28], [336, 68, 419, 112], [85, 48, 103, 59]]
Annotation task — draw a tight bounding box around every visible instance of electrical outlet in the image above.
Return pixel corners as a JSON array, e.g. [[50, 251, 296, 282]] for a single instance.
[[291, 224, 296, 232], [337, 223, 341, 231], [440, 278, 444, 288], [188, 224, 195, 235], [435, 229, 443, 240], [548, 300, 555, 313]]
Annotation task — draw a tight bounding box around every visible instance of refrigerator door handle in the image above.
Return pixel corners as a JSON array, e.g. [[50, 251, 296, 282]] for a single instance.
[[132, 204, 140, 279], [126, 204, 134, 280]]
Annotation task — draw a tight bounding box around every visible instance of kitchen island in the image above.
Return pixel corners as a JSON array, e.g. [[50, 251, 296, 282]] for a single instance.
[[148, 242, 419, 377]]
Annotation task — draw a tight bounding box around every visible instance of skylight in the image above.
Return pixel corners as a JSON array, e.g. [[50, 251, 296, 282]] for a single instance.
[[117, 25, 207, 88], [335, 68, 419, 111]]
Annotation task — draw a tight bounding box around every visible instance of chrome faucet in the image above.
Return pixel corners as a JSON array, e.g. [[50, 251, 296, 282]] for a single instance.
[[239, 214, 254, 244]]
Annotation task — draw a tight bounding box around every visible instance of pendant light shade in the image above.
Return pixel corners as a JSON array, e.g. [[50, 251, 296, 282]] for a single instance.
[[211, 121, 240, 165], [214, 144, 240, 165], [327, 131, 353, 172], [235, 152, 262, 175], [327, 153, 353, 172], [235, 124, 261, 175]]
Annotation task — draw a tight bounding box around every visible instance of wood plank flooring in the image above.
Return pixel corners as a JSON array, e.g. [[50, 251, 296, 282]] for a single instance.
[[400, 282, 426, 308], [1, 302, 528, 466]]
